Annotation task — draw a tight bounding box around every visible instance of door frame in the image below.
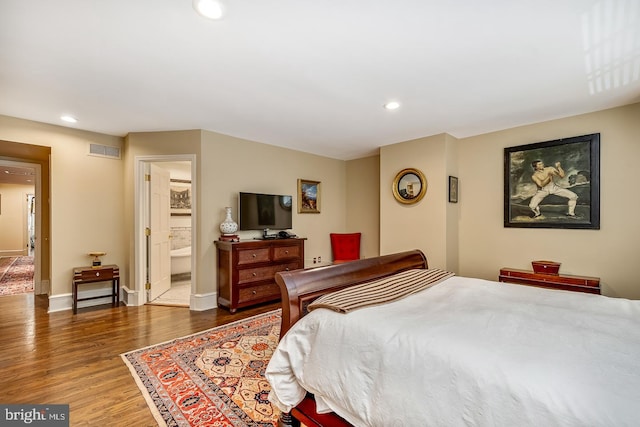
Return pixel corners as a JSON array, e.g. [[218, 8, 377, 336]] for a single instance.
[[134, 154, 196, 307]]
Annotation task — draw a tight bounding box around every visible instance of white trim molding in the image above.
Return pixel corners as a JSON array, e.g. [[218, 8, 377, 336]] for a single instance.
[[189, 292, 217, 311]]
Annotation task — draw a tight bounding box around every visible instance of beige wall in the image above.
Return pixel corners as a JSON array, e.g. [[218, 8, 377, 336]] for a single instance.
[[378, 103, 639, 299], [345, 155, 380, 259], [380, 133, 458, 270], [0, 115, 125, 300], [458, 102, 640, 298], [200, 130, 346, 275], [0, 183, 34, 255], [126, 130, 347, 300], [122, 130, 201, 296], [444, 134, 460, 273], [3, 101, 639, 307]]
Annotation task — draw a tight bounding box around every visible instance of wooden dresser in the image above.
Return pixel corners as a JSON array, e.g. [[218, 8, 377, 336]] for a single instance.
[[215, 238, 305, 312], [499, 268, 600, 294]]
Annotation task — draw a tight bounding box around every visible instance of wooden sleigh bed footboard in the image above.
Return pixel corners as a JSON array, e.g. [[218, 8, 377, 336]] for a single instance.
[[273, 250, 428, 427]]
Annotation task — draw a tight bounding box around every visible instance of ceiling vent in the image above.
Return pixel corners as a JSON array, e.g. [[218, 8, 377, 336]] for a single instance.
[[88, 143, 121, 159]]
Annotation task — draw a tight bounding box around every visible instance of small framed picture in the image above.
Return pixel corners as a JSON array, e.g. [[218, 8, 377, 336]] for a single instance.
[[170, 179, 192, 216], [448, 176, 458, 203], [298, 179, 320, 213]]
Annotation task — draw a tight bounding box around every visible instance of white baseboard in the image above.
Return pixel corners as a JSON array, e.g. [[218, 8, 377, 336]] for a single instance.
[[48, 293, 71, 313], [48, 287, 218, 312], [190, 292, 217, 311], [121, 285, 144, 306], [119, 286, 217, 311], [48, 286, 119, 313]]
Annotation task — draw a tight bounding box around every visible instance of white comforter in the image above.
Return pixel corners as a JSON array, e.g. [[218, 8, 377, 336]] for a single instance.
[[265, 276, 640, 426]]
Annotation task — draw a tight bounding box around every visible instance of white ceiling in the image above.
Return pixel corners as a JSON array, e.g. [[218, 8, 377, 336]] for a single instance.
[[1, 0, 639, 161]]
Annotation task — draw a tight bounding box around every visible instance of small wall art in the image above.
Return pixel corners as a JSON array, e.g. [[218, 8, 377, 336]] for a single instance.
[[170, 179, 192, 216], [448, 176, 458, 203], [298, 179, 320, 213]]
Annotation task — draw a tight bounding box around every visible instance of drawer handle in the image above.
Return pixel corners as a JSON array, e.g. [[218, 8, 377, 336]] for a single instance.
[[252, 290, 257, 295], [285, 267, 289, 271], [252, 253, 257, 258], [96, 272, 100, 277], [252, 272, 257, 276], [285, 250, 289, 254]]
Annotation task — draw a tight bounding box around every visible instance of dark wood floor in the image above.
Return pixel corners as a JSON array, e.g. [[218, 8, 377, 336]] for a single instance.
[[0, 293, 280, 426]]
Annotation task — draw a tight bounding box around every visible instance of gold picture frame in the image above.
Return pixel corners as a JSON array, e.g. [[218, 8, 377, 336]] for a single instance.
[[392, 168, 427, 204], [298, 179, 320, 213]]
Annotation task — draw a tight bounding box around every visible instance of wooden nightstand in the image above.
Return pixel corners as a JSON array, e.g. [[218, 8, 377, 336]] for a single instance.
[[499, 268, 600, 294], [72, 264, 120, 314]]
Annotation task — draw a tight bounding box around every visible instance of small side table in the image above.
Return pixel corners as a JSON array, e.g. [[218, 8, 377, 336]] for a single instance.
[[72, 264, 120, 314]]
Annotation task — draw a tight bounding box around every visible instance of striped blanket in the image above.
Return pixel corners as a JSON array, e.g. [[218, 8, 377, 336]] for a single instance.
[[308, 268, 454, 313]]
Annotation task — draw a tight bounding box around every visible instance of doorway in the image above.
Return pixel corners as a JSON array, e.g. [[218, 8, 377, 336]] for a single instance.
[[135, 155, 196, 308], [27, 194, 35, 256], [0, 160, 41, 296]]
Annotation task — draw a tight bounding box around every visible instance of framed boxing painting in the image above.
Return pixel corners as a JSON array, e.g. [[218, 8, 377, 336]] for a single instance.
[[504, 133, 600, 229]]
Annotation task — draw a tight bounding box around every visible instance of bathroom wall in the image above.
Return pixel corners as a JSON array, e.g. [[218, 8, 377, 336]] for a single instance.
[[171, 227, 191, 250], [157, 161, 193, 251]]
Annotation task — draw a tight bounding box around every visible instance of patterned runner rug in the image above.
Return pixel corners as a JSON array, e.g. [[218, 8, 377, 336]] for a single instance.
[[0, 256, 34, 296], [122, 309, 282, 426]]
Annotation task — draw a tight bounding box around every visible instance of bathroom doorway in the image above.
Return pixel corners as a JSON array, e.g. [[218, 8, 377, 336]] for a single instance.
[[135, 155, 195, 308]]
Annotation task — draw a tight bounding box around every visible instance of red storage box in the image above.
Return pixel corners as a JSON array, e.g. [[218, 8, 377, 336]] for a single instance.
[[532, 260, 561, 275]]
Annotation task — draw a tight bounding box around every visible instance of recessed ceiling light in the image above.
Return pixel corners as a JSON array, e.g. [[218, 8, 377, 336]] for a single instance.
[[384, 101, 400, 110], [61, 115, 78, 123], [193, 0, 225, 20]]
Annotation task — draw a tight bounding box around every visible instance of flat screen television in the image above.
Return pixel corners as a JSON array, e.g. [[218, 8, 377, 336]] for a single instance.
[[238, 192, 293, 231]]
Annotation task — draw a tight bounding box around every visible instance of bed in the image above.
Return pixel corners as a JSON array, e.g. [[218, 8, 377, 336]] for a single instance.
[[265, 250, 640, 427]]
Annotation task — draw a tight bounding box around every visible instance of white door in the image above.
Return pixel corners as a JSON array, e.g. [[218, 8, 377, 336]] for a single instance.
[[149, 164, 171, 301]]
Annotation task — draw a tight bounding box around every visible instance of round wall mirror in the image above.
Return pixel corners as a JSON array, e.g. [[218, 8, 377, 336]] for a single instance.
[[392, 168, 427, 204]]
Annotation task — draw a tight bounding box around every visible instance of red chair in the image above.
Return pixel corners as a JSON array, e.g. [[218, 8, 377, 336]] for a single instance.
[[330, 233, 361, 264]]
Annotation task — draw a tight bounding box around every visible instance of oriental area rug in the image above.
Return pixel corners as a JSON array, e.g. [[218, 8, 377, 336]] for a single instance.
[[121, 309, 282, 427], [0, 256, 34, 296]]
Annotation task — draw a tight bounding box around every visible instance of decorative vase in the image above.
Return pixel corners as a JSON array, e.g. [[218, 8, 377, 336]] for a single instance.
[[219, 207, 238, 235]]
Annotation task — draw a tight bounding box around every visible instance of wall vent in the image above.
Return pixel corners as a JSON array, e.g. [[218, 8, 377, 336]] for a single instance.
[[88, 143, 121, 159]]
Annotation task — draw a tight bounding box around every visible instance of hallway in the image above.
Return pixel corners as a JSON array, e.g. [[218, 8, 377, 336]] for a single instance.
[[0, 255, 34, 296]]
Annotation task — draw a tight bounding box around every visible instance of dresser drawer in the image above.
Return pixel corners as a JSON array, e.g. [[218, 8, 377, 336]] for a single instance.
[[238, 262, 299, 285], [237, 248, 271, 265], [273, 245, 301, 261], [74, 268, 116, 282], [238, 283, 280, 304]]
